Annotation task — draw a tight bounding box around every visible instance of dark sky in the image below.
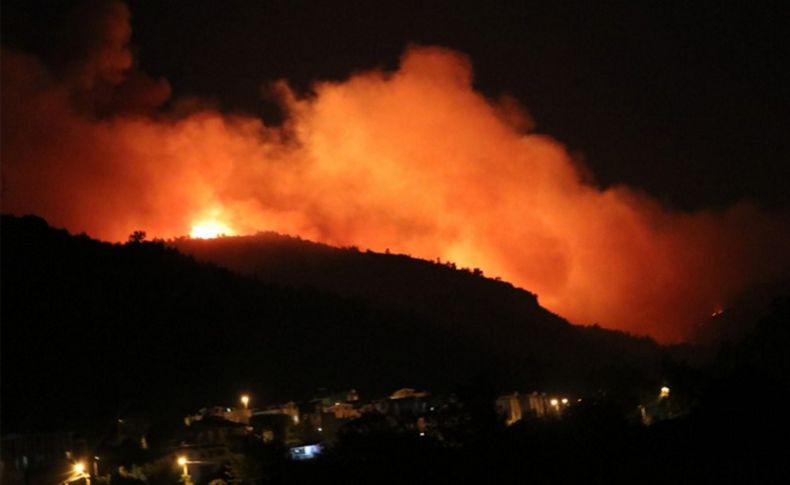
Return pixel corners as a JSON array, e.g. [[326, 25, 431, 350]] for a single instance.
[[3, 0, 788, 210]]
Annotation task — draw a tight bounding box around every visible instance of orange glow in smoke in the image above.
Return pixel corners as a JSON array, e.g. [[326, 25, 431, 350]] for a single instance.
[[1, 3, 789, 342]]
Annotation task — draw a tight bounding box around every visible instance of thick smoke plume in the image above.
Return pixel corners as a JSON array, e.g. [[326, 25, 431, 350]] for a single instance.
[[3, 1, 788, 341]]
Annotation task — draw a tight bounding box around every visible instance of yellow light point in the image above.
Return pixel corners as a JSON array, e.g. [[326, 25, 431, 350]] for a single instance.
[[561, 398, 569, 405], [190, 220, 234, 239], [241, 394, 250, 409], [177, 456, 187, 466], [660, 386, 670, 398], [550, 398, 559, 407], [74, 462, 86, 474]]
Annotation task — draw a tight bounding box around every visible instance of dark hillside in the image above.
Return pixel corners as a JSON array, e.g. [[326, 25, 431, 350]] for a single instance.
[[1, 216, 468, 432], [174, 233, 663, 377], [3, 216, 663, 433]]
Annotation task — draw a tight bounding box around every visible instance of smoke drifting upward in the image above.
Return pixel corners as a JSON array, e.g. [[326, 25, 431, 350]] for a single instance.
[[3, 1, 788, 342]]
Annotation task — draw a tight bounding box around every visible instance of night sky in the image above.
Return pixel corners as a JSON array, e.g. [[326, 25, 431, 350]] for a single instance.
[[4, 0, 788, 210]]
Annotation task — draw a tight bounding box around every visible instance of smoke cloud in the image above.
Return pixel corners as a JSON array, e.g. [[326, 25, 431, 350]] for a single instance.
[[3, 1, 788, 341]]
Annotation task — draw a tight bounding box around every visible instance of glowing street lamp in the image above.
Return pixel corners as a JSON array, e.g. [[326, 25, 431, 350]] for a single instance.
[[177, 456, 192, 485], [660, 386, 670, 399], [241, 394, 250, 409], [72, 461, 90, 485]]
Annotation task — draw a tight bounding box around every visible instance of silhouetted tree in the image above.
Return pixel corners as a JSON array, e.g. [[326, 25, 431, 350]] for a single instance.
[[128, 230, 147, 243]]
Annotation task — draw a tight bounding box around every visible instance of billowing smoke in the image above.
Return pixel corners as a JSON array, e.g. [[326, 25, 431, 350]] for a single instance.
[[3, 1, 788, 342]]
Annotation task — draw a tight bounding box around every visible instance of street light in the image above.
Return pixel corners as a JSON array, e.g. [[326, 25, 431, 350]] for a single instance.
[[177, 456, 192, 485], [72, 461, 90, 485], [241, 394, 250, 409]]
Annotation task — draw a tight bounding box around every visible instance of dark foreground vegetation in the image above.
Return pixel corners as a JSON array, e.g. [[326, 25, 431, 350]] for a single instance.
[[2, 215, 789, 483]]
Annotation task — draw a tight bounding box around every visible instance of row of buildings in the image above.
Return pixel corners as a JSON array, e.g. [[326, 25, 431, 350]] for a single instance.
[[1, 388, 574, 484]]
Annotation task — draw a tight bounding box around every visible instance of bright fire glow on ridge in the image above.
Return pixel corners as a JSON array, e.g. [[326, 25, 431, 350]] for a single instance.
[[190, 220, 234, 239]]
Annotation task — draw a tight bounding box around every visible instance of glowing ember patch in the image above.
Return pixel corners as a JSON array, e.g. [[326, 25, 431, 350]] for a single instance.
[[190, 220, 233, 239]]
